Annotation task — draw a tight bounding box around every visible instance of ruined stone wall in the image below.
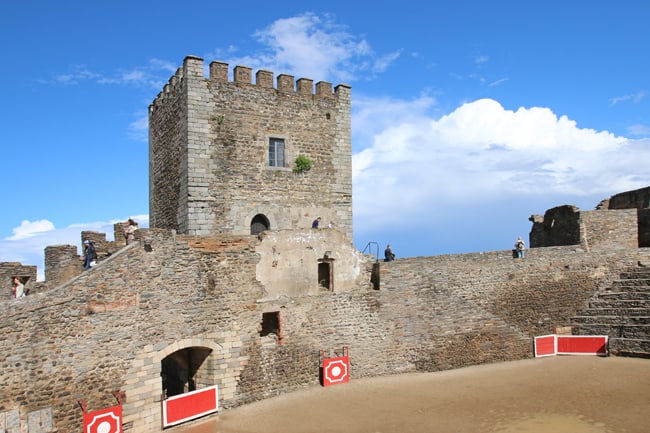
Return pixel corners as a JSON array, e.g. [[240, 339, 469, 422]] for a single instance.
[[44, 244, 80, 288], [148, 56, 353, 240], [2, 226, 649, 432], [529, 205, 581, 247], [607, 185, 650, 209], [530, 205, 641, 251]]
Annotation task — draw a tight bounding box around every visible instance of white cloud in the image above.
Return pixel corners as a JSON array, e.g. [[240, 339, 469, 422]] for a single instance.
[[47, 58, 176, 89], [474, 55, 489, 64], [216, 13, 397, 84], [128, 112, 149, 142], [7, 220, 55, 240], [610, 91, 646, 106], [628, 124, 650, 137], [352, 98, 650, 231]]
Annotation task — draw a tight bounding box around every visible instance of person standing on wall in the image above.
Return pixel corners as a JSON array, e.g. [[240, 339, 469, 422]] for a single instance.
[[124, 218, 138, 245], [83, 240, 98, 270], [514, 236, 526, 259]]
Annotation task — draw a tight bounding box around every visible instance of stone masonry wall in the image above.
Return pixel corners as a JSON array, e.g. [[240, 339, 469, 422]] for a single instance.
[[148, 65, 187, 233], [2, 226, 649, 432], [580, 209, 638, 251], [148, 56, 353, 240]]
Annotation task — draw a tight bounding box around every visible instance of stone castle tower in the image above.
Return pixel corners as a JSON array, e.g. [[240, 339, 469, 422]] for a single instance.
[[148, 56, 353, 239]]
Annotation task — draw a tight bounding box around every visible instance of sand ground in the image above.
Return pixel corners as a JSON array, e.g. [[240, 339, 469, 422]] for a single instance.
[[176, 356, 650, 433]]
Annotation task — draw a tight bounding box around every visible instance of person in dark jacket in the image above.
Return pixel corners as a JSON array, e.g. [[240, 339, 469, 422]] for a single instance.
[[83, 240, 98, 270], [384, 244, 396, 262]]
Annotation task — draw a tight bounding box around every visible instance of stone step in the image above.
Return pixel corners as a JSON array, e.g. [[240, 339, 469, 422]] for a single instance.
[[609, 337, 650, 358], [589, 299, 650, 309], [609, 280, 650, 290], [572, 324, 650, 339], [571, 315, 650, 326], [596, 291, 650, 300], [619, 270, 650, 280], [580, 307, 650, 317]]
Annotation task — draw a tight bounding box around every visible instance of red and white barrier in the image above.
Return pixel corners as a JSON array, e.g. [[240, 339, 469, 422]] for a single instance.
[[162, 385, 219, 428], [534, 334, 608, 357], [80, 392, 123, 433], [83, 404, 122, 433], [320, 347, 350, 387]]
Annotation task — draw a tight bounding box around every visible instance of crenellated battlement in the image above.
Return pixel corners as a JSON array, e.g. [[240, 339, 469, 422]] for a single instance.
[[149, 56, 349, 114]]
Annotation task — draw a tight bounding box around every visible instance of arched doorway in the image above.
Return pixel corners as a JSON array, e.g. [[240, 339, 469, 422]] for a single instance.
[[251, 214, 270, 235], [161, 347, 212, 398]]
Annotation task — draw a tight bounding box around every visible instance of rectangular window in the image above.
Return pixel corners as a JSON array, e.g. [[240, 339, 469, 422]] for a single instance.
[[268, 138, 285, 167]]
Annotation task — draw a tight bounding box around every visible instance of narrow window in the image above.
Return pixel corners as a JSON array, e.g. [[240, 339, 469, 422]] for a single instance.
[[261, 312, 280, 337], [268, 138, 285, 167], [260, 311, 283, 345]]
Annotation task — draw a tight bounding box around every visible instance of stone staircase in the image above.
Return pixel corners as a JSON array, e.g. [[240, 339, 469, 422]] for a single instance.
[[571, 266, 650, 358]]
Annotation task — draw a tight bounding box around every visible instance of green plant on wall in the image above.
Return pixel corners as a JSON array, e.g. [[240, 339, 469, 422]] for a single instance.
[[293, 154, 313, 173]]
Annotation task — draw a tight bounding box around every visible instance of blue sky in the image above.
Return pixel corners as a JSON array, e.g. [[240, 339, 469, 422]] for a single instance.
[[1, 1, 649, 280]]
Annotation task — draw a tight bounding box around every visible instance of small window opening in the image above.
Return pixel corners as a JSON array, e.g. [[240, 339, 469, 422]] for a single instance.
[[261, 312, 280, 337], [268, 138, 285, 167]]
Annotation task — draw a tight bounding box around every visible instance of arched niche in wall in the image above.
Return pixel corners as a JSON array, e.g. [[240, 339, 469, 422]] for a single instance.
[[250, 214, 270, 235]]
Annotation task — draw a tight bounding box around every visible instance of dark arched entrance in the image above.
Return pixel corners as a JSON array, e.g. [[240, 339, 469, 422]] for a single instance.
[[161, 347, 212, 398], [251, 214, 270, 235]]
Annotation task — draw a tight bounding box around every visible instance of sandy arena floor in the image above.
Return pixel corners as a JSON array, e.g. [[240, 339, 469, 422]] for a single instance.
[[176, 356, 650, 433]]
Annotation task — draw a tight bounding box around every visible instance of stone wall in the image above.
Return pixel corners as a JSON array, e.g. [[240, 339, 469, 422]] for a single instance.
[[148, 56, 353, 240], [581, 209, 638, 251], [2, 225, 649, 432]]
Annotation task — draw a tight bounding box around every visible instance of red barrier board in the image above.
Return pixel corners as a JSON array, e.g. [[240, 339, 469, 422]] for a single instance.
[[83, 404, 122, 433], [557, 335, 608, 356], [534, 334, 557, 357], [162, 385, 219, 428], [322, 356, 350, 386]]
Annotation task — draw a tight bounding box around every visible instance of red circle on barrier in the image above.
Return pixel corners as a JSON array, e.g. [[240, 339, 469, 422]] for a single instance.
[[86, 410, 121, 433], [325, 358, 348, 384]]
